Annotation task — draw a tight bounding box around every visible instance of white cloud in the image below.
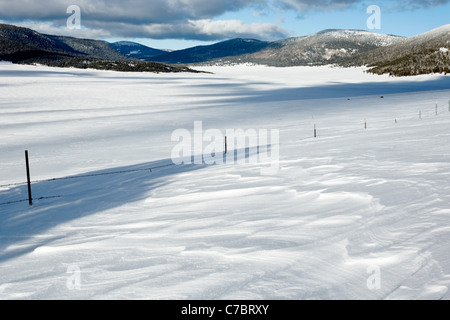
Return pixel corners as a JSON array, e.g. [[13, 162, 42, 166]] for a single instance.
[[275, 0, 449, 11], [3, 20, 113, 39], [9, 18, 289, 42], [188, 19, 289, 39], [0, 0, 264, 24], [0, 0, 286, 40], [275, 0, 361, 11], [103, 19, 290, 41]]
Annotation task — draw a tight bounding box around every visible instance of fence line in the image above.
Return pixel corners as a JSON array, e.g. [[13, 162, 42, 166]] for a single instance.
[[1, 100, 449, 206], [0, 163, 177, 189], [0, 163, 177, 206]]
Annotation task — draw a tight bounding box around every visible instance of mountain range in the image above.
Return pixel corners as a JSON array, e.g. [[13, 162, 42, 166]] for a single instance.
[[102, 25, 450, 76], [348, 24, 450, 76], [1, 23, 449, 76], [0, 24, 200, 73], [149, 38, 272, 64], [213, 29, 405, 67]]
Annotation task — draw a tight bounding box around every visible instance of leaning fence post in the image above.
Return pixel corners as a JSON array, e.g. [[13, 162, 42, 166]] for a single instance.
[[25, 150, 32, 206]]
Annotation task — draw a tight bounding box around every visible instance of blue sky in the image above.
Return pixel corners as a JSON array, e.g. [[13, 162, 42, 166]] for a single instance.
[[0, 0, 448, 50]]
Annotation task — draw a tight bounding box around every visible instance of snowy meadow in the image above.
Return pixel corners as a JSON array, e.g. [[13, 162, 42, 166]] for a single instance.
[[0, 62, 449, 299]]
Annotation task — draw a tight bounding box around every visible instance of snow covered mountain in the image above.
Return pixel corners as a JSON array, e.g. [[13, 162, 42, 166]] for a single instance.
[[352, 24, 450, 76], [210, 29, 405, 67], [195, 27, 448, 76]]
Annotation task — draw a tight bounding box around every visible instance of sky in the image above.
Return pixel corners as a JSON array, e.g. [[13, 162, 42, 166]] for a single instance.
[[0, 0, 449, 50]]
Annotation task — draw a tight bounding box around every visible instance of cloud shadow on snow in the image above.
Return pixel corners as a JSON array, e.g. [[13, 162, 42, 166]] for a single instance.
[[187, 75, 450, 104]]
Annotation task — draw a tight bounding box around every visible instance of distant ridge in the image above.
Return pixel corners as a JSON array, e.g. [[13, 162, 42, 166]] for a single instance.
[[150, 38, 271, 64], [349, 24, 450, 76], [0, 23, 202, 73], [0, 23, 127, 62], [110, 41, 168, 60]]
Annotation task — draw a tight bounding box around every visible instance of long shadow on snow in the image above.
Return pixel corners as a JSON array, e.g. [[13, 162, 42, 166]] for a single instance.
[[0, 67, 214, 81], [0, 148, 259, 262], [186, 76, 450, 105]]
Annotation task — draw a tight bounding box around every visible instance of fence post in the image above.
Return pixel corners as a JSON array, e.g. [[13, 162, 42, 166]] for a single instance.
[[314, 124, 317, 138], [25, 150, 32, 206], [436, 104, 438, 116], [224, 136, 227, 154]]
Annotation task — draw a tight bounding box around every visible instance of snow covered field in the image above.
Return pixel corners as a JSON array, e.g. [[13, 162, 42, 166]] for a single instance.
[[0, 62, 449, 300]]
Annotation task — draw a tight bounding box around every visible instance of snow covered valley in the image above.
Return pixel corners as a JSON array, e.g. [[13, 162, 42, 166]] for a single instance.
[[0, 62, 449, 300]]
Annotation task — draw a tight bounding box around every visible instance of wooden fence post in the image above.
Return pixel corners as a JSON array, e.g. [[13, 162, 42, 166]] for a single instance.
[[25, 150, 32, 206]]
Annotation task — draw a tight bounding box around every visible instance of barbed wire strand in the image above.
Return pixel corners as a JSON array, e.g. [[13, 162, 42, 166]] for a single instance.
[[0, 163, 176, 188], [0, 196, 62, 206]]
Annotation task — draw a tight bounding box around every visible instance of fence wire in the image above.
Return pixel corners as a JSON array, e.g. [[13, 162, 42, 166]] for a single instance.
[[0, 162, 176, 206], [1, 102, 449, 206], [0, 196, 62, 206]]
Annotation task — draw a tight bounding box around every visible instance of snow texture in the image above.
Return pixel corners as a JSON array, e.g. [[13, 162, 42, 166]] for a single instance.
[[0, 62, 449, 300]]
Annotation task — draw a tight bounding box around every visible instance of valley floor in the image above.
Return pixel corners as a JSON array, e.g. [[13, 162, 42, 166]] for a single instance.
[[0, 62, 449, 299]]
